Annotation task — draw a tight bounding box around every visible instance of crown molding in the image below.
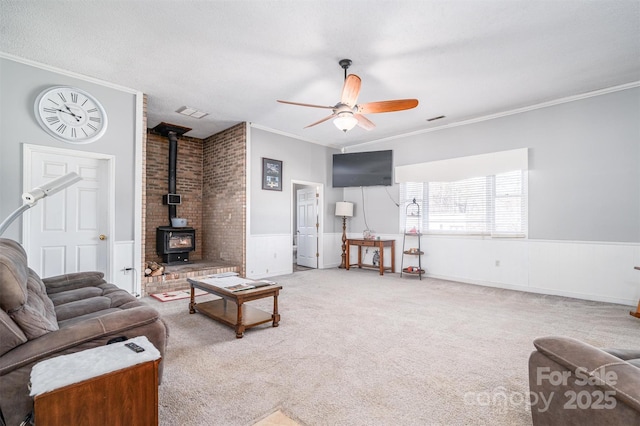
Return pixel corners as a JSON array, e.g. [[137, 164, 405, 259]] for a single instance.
[[0, 51, 140, 95], [249, 123, 342, 150], [350, 81, 640, 150]]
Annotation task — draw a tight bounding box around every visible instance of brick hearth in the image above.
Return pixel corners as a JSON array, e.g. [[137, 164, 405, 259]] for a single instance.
[[143, 260, 240, 296]]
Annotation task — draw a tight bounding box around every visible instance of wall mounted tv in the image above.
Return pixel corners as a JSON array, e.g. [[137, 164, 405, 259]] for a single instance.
[[332, 150, 393, 188]]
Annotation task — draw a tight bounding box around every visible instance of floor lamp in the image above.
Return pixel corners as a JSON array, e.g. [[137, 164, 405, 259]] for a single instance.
[[335, 201, 354, 269], [0, 172, 82, 236]]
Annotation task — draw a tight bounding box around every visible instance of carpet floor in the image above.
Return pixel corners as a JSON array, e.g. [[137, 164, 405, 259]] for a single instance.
[[143, 268, 640, 425]]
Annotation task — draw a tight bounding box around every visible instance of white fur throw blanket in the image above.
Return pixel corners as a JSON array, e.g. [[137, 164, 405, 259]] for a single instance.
[[30, 336, 161, 396]]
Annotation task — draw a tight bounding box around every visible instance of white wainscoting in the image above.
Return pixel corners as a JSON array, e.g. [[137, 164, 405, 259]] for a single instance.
[[324, 233, 343, 268], [419, 235, 640, 306], [527, 240, 640, 305], [247, 233, 345, 278], [419, 236, 529, 288], [247, 233, 640, 306], [247, 234, 293, 279], [111, 240, 136, 295]]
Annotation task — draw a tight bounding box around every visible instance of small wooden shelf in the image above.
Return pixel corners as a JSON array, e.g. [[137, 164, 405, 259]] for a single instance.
[[401, 198, 424, 279]]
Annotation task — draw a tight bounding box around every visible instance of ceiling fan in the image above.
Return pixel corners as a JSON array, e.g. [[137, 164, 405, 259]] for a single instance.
[[277, 59, 419, 133]]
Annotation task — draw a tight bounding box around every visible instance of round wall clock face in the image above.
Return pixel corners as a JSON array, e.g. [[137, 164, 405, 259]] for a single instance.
[[34, 86, 108, 144]]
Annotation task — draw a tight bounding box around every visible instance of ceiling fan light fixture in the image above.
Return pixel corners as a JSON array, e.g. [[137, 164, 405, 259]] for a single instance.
[[333, 112, 358, 132], [278, 59, 417, 132]]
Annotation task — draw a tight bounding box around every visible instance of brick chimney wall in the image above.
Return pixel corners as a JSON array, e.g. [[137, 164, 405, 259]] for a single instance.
[[202, 123, 247, 277]]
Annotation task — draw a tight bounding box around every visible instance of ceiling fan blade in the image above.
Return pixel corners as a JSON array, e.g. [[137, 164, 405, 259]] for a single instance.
[[304, 114, 336, 129], [277, 100, 334, 109], [357, 99, 419, 114], [340, 74, 361, 106], [355, 114, 375, 131]]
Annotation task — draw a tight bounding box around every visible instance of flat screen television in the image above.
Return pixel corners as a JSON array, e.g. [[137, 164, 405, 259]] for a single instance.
[[332, 150, 393, 188]]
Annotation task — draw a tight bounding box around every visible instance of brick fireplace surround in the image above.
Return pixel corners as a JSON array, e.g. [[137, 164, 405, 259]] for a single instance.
[[141, 119, 246, 296]]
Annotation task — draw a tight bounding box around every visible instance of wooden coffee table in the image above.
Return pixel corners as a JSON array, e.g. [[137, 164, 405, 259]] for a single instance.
[[187, 278, 282, 338]]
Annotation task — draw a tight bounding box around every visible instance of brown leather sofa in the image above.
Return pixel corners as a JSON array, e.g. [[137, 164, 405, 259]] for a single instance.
[[528, 336, 640, 425], [0, 238, 168, 425]]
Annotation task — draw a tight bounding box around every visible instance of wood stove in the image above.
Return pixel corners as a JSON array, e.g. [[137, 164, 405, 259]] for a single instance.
[[156, 226, 196, 264], [153, 122, 196, 264]]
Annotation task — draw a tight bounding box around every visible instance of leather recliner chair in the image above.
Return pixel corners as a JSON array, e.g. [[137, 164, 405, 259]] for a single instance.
[[0, 238, 168, 425], [528, 336, 640, 425]]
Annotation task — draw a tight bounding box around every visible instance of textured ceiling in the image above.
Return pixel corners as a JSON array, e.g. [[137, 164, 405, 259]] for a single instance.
[[1, 0, 639, 149]]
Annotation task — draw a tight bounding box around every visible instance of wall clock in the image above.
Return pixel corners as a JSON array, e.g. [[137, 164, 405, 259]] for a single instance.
[[34, 86, 108, 144]]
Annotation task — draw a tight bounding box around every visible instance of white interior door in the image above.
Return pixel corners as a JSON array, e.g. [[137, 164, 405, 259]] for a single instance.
[[296, 187, 317, 268], [24, 147, 111, 279]]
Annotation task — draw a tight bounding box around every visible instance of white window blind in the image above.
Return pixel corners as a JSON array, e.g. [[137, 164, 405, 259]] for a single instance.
[[400, 170, 528, 237]]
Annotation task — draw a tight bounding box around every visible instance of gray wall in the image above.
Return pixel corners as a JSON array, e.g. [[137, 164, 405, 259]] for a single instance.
[[346, 87, 640, 243], [249, 127, 342, 235], [0, 56, 137, 241], [342, 185, 400, 236]]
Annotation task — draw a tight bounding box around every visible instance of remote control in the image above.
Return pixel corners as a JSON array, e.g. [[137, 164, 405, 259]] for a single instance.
[[124, 342, 145, 353]]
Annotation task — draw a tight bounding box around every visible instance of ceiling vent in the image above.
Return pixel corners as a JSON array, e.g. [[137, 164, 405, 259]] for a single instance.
[[176, 106, 209, 119]]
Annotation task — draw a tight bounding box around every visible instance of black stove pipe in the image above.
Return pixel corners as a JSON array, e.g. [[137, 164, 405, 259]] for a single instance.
[[167, 131, 178, 222], [152, 122, 191, 227]]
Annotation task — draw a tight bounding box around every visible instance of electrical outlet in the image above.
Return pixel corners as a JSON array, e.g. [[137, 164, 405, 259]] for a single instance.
[[495, 260, 500, 267]]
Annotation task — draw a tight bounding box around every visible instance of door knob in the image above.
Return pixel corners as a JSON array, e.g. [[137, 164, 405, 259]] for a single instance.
[[99, 234, 106, 240]]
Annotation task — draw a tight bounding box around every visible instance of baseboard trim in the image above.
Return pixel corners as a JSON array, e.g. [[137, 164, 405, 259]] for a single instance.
[[425, 273, 636, 307]]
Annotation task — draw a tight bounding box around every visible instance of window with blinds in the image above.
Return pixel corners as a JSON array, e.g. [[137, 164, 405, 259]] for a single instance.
[[399, 170, 528, 237]]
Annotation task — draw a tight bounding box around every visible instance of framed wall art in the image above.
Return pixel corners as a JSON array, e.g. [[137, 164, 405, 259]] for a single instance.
[[262, 158, 282, 191]]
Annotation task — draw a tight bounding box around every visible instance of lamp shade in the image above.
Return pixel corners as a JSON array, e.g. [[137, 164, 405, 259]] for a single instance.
[[333, 113, 358, 132], [335, 201, 353, 217], [1, 172, 83, 236], [22, 172, 82, 204]]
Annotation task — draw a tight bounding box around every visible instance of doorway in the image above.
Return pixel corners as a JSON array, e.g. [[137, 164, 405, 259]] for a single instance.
[[292, 181, 323, 271], [23, 144, 114, 280]]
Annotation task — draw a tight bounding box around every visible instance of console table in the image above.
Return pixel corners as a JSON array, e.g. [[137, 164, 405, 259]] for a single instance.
[[345, 238, 395, 275], [631, 266, 640, 318]]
